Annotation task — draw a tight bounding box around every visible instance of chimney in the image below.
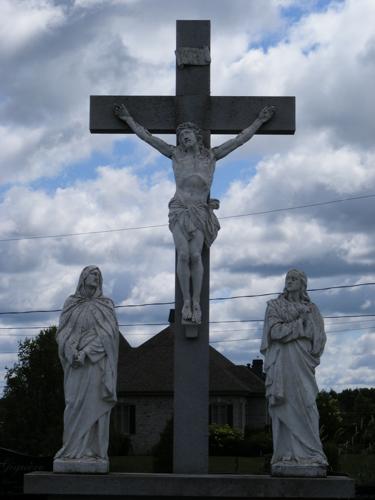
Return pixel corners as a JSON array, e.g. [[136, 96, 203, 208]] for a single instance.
[[250, 359, 264, 379], [168, 308, 175, 324]]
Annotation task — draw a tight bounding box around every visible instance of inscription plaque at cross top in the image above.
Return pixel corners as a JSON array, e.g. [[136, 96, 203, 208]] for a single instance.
[[90, 20, 295, 474]]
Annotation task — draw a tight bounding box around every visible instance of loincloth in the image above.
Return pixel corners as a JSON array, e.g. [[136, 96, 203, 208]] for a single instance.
[[168, 195, 220, 248]]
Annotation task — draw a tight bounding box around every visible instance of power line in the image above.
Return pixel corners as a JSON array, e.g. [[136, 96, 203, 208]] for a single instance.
[[209, 282, 375, 302], [0, 223, 167, 243], [2, 316, 375, 334], [0, 193, 374, 243], [2, 326, 375, 353], [219, 193, 375, 220], [1, 281, 374, 316]]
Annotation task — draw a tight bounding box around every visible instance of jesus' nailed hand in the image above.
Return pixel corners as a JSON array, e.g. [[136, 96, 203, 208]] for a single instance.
[[113, 103, 275, 325]]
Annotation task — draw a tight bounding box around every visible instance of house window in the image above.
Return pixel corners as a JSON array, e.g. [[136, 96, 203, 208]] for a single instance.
[[209, 403, 233, 427], [112, 404, 136, 434]]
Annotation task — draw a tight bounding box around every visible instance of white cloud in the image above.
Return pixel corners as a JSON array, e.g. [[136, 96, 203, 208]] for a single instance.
[[1, 0, 375, 391], [0, 0, 65, 56]]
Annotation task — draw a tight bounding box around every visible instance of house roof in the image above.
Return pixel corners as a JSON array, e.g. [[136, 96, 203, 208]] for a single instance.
[[117, 326, 264, 395]]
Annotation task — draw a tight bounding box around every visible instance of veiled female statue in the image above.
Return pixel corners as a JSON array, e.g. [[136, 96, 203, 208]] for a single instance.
[[261, 269, 328, 476], [53, 266, 119, 473]]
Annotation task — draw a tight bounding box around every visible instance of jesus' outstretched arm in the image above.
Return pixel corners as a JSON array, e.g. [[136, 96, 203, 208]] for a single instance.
[[213, 105, 276, 161], [113, 103, 174, 159]]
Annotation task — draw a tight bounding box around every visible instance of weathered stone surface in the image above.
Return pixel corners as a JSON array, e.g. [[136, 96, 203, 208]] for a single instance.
[[24, 472, 355, 498], [113, 102, 275, 327], [90, 95, 295, 135], [53, 266, 119, 473], [53, 458, 108, 474], [271, 463, 327, 478], [175, 46, 211, 67], [261, 269, 328, 473]]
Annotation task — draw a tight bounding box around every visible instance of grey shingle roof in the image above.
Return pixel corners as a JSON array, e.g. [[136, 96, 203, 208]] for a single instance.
[[117, 326, 264, 395]]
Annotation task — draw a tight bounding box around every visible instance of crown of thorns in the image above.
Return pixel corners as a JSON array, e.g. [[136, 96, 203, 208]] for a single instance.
[[176, 122, 203, 143]]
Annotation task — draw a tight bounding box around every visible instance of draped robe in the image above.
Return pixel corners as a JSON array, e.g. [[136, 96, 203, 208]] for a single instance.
[[261, 295, 327, 466], [55, 276, 119, 461], [168, 193, 220, 248]]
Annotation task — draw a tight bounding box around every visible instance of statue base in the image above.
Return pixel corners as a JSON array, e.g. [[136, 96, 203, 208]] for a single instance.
[[53, 458, 109, 474], [271, 463, 327, 477], [25, 471, 354, 499]]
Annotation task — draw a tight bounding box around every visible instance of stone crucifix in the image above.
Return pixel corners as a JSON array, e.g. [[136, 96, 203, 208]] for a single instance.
[[112, 103, 274, 325], [90, 20, 295, 473]]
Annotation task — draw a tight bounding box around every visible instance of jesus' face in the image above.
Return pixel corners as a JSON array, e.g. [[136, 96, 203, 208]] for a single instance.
[[179, 129, 197, 148]]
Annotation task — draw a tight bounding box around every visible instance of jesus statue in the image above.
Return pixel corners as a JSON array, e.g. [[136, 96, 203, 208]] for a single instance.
[[113, 103, 275, 324]]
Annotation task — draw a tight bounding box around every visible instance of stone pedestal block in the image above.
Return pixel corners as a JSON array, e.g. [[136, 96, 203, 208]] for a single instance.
[[25, 471, 355, 499], [53, 458, 109, 474], [272, 463, 327, 478]]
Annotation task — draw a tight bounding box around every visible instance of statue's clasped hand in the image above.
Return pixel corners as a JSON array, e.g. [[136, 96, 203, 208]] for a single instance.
[[72, 350, 86, 368], [298, 304, 312, 327]]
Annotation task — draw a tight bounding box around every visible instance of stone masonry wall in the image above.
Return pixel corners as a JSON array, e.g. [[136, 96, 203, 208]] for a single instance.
[[246, 396, 268, 429], [124, 396, 173, 455]]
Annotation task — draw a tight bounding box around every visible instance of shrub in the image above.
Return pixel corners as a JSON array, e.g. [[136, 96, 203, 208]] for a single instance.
[[209, 424, 243, 456], [242, 428, 273, 456]]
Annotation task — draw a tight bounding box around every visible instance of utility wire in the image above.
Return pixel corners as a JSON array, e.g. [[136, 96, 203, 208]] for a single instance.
[[0, 193, 374, 243], [2, 316, 375, 333], [2, 326, 375, 352], [219, 193, 375, 220], [1, 281, 374, 316]]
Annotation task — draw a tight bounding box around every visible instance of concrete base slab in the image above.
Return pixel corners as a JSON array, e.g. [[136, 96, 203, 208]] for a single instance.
[[53, 458, 109, 474], [271, 463, 327, 478], [24, 471, 355, 499]]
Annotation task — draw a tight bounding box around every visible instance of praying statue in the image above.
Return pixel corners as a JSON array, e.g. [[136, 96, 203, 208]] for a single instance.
[[261, 269, 328, 476], [53, 266, 119, 474], [114, 103, 275, 324]]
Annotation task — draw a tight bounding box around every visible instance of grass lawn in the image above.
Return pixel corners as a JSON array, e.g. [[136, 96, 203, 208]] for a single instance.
[[339, 454, 375, 485]]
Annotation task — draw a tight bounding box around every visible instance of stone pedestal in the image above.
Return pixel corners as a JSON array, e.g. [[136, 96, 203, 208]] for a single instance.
[[271, 464, 327, 478], [25, 471, 355, 499], [53, 458, 109, 474]]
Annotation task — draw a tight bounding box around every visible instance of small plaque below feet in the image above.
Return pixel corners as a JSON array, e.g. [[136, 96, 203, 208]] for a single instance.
[[272, 463, 327, 477], [184, 324, 199, 338], [53, 458, 109, 474]]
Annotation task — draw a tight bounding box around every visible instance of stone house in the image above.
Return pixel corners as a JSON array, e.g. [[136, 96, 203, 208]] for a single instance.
[[113, 327, 266, 455]]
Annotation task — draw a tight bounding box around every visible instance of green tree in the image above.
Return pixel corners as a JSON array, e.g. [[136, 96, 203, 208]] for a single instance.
[[336, 388, 375, 453], [317, 390, 343, 441], [0, 327, 64, 456]]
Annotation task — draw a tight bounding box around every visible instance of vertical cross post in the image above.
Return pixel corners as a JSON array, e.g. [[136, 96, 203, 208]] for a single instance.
[[90, 17, 295, 475], [173, 20, 211, 474]]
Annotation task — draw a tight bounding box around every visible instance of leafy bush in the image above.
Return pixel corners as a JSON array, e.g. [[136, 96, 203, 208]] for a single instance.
[[243, 428, 273, 456], [209, 424, 243, 456]]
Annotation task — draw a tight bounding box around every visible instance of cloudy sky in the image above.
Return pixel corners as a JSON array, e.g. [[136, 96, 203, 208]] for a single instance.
[[0, 0, 375, 393]]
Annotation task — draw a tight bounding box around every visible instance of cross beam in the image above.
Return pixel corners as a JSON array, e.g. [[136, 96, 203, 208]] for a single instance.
[[89, 20, 295, 475], [90, 95, 295, 135]]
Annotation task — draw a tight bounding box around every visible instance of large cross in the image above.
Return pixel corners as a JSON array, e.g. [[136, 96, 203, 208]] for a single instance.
[[90, 20, 295, 474]]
